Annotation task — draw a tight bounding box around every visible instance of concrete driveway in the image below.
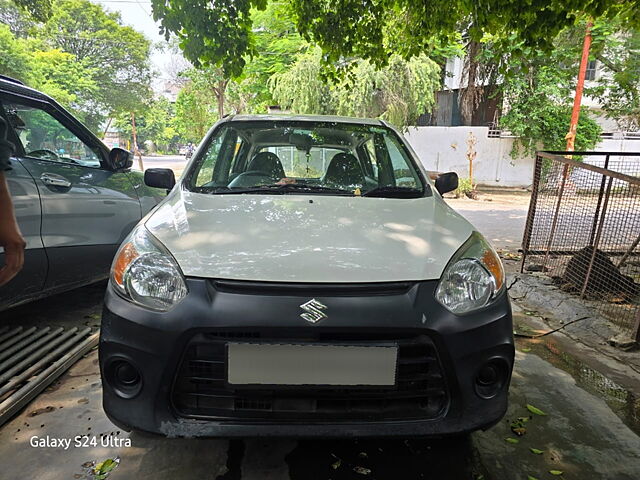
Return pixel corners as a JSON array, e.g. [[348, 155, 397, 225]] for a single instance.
[[1, 282, 639, 480], [446, 192, 530, 250]]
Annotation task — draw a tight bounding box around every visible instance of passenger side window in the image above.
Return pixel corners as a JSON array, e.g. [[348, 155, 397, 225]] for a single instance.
[[4, 101, 101, 168], [384, 135, 420, 188]]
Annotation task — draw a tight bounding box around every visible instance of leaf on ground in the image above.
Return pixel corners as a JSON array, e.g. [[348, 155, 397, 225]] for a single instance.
[[549, 470, 563, 476], [505, 437, 519, 444], [527, 476, 539, 480], [93, 457, 119, 479], [510, 416, 529, 436], [530, 448, 544, 455], [521, 347, 532, 353], [331, 459, 341, 470], [526, 404, 547, 416], [353, 466, 371, 475]]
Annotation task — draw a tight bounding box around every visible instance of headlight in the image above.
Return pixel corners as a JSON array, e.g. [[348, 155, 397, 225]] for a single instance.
[[435, 232, 505, 315], [110, 224, 188, 311]]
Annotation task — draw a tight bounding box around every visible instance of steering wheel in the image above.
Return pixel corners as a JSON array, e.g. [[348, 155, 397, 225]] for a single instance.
[[28, 149, 60, 160], [228, 170, 276, 188]]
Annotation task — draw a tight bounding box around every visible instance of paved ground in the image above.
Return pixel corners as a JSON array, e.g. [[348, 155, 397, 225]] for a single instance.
[[132, 155, 189, 178], [2, 286, 639, 479], [2, 189, 640, 479], [445, 191, 530, 250]]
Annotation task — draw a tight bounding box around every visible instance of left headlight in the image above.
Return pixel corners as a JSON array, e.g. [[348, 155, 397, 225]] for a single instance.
[[435, 232, 505, 315], [110, 224, 188, 311]]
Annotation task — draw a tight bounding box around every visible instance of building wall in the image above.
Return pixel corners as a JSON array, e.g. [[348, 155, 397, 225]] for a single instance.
[[403, 126, 640, 188]]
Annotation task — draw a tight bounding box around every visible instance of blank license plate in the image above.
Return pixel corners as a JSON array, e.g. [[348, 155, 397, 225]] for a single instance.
[[227, 343, 397, 386]]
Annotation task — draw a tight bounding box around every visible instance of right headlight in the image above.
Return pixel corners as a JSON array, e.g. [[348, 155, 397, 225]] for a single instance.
[[435, 232, 505, 315], [110, 224, 188, 311]]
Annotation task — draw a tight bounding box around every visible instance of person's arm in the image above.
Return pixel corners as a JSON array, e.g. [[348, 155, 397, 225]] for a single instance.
[[0, 117, 25, 286]]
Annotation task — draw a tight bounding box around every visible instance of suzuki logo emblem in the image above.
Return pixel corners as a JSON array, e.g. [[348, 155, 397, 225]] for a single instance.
[[299, 298, 327, 324]]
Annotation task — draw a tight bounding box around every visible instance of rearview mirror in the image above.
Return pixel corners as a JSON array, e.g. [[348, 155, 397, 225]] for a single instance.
[[107, 147, 133, 171], [144, 168, 176, 190], [435, 172, 459, 195]]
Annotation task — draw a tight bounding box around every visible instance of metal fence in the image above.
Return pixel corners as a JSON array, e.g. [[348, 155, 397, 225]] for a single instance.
[[521, 151, 640, 341]]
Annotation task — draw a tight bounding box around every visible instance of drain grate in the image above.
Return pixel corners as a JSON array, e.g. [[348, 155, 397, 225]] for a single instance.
[[0, 325, 98, 427]]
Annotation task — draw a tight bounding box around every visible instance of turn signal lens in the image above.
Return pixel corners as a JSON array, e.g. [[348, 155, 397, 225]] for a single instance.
[[112, 242, 138, 288], [482, 248, 505, 290]]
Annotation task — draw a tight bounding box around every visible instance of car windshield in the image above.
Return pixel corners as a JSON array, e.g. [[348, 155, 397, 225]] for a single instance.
[[185, 120, 427, 197]]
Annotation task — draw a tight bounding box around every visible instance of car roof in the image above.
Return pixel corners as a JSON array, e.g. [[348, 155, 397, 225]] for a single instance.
[[227, 114, 385, 127], [0, 76, 56, 103]]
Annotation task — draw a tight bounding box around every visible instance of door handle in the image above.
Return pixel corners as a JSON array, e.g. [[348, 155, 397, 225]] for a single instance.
[[41, 173, 72, 188]]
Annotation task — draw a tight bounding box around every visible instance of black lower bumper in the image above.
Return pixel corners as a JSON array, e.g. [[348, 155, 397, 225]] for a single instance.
[[99, 278, 514, 437]]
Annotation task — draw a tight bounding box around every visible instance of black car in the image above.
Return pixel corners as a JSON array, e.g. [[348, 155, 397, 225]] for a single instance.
[[0, 76, 163, 310]]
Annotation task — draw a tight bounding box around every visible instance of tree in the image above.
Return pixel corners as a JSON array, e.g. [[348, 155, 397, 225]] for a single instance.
[[39, 0, 152, 129], [587, 24, 640, 131], [150, 0, 640, 80], [113, 98, 179, 153], [10, 0, 51, 22], [30, 49, 99, 123], [269, 49, 335, 115], [0, 23, 33, 81], [234, 1, 307, 112], [173, 82, 217, 143], [499, 65, 602, 156], [269, 49, 439, 127]]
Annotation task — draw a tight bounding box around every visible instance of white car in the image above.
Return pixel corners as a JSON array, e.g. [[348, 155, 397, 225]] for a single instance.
[[99, 115, 514, 437]]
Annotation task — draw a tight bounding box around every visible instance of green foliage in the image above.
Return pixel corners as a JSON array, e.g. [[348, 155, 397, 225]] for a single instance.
[[587, 23, 640, 131], [0, 23, 33, 81], [40, 0, 152, 123], [10, 0, 51, 22], [0, 0, 152, 133], [269, 49, 335, 115], [454, 177, 474, 198], [173, 79, 218, 143], [500, 65, 602, 157], [270, 49, 440, 127], [150, 0, 640, 81], [230, 1, 308, 113], [114, 98, 179, 152], [151, 0, 267, 78]]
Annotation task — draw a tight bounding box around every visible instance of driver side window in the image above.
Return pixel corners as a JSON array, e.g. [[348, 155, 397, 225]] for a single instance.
[[4, 101, 101, 168]]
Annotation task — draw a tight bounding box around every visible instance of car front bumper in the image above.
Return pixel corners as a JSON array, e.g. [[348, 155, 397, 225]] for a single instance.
[[99, 278, 514, 437]]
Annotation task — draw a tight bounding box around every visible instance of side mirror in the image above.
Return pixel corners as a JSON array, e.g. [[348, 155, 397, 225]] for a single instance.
[[144, 168, 176, 190], [435, 172, 458, 195], [107, 148, 133, 171]]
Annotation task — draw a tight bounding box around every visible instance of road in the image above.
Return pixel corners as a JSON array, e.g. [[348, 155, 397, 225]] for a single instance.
[[132, 155, 189, 178], [1, 279, 639, 479]]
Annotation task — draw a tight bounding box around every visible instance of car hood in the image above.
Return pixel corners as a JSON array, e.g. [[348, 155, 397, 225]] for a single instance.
[[144, 189, 475, 283]]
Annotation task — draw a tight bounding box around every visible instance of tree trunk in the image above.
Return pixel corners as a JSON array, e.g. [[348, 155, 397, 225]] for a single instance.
[[459, 40, 482, 126], [217, 80, 226, 119], [130, 111, 144, 171], [102, 117, 112, 140]]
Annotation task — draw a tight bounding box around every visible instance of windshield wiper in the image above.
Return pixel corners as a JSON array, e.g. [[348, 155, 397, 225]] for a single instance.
[[362, 186, 423, 198], [223, 184, 355, 195]]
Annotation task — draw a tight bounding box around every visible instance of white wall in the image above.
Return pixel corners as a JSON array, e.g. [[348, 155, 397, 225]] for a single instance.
[[404, 126, 640, 188], [404, 126, 534, 187]]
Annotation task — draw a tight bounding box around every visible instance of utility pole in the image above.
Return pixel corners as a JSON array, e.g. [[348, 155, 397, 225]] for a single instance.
[[130, 111, 144, 171], [565, 21, 593, 153]]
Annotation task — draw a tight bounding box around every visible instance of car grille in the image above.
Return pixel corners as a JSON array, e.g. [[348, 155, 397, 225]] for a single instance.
[[171, 331, 449, 422]]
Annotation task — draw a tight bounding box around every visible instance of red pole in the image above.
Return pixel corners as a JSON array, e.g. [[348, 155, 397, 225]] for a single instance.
[[565, 21, 593, 153]]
